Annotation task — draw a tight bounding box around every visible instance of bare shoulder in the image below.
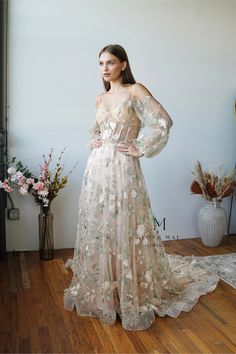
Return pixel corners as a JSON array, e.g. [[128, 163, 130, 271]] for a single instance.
[[131, 82, 153, 99]]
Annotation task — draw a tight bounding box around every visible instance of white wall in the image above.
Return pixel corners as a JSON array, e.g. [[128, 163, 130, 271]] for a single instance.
[[6, 0, 236, 250]]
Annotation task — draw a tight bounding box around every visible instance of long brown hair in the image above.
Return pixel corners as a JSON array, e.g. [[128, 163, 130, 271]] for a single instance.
[[98, 44, 136, 91]]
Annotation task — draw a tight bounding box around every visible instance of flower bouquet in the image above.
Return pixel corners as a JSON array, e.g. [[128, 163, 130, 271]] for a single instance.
[[1, 148, 77, 208], [1, 148, 78, 259]]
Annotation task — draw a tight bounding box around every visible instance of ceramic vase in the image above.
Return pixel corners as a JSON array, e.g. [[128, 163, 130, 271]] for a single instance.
[[198, 200, 227, 247]]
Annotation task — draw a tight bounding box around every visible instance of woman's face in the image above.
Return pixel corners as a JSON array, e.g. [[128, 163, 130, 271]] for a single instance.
[[99, 52, 126, 82]]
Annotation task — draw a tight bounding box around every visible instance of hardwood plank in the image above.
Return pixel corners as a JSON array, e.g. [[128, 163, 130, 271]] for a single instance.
[[43, 256, 95, 353], [66, 315, 95, 353], [126, 327, 168, 354], [216, 342, 236, 354], [38, 326, 53, 353], [0, 258, 8, 288], [206, 316, 236, 348], [22, 289, 42, 353], [159, 315, 207, 354], [102, 322, 139, 353], [55, 257, 69, 275], [81, 317, 106, 353], [19, 337, 32, 354], [7, 252, 17, 293], [181, 303, 236, 352], [19, 251, 31, 289], [8, 291, 20, 352], [0, 331, 11, 353], [182, 328, 213, 353], [91, 318, 118, 353], [25, 252, 72, 353], [203, 289, 236, 321], [172, 318, 208, 353], [39, 262, 76, 353]]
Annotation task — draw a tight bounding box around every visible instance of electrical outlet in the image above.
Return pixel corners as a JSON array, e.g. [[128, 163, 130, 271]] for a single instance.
[[8, 208, 20, 220]]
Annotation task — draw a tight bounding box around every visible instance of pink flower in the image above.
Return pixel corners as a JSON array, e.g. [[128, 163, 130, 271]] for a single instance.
[[1, 180, 13, 193], [26, 178, 35, 185], [17, 176, 26, 186], [19, 185, 29, 195], [39, 161, 50, 181], [33, 181, 45, 191]]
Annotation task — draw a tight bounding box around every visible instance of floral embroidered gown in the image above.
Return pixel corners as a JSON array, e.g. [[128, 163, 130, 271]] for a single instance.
[[64, 92, 219, 331]]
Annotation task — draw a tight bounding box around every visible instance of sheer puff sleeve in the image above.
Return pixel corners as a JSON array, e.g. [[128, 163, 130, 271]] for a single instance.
[[132, 86, 173, 158]]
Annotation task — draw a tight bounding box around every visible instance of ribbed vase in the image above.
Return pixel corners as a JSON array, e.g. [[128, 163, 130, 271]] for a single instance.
[[198, 201, 227, 247]]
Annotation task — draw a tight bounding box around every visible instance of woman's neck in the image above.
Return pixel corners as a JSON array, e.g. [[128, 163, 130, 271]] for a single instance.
[[108, 81, 132, 94], [108, 80, 123, 93]]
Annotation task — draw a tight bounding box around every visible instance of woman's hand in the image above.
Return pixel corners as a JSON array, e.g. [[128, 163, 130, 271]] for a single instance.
[[115, 141, 144, 158], [90, 138, 103, 149]]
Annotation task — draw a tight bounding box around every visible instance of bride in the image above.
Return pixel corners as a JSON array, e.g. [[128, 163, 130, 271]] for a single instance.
[[64, 44, 219, 331]]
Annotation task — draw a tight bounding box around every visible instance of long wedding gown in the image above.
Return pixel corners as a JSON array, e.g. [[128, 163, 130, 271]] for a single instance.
[[64, 93, 219, 331]]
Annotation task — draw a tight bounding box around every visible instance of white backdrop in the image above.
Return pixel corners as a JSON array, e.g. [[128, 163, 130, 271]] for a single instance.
[[6, 0, 236, 250]]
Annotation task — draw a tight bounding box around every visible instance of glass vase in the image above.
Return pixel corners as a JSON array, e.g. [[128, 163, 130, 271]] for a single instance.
[[38, 206, 54, 260]]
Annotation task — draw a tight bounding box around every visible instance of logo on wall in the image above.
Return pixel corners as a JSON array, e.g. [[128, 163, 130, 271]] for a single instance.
[[154, 217, 179, 240]]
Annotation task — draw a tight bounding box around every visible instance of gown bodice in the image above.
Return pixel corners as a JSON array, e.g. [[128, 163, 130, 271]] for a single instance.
[[89, 94, 174, 158], [96, 98, 142, 144]]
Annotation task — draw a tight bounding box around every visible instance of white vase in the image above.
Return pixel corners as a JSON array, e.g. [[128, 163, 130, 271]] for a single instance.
[[198, 201, 227, 247]]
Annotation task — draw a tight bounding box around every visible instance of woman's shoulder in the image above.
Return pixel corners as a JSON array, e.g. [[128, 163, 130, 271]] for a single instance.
[[131, 82, 153, 99]]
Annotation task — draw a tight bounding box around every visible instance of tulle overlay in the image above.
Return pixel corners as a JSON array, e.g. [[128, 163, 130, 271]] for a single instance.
[[64, 94, 219, 330]]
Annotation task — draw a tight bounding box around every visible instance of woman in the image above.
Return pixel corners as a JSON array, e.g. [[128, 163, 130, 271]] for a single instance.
[[64, 44, 219, 331]]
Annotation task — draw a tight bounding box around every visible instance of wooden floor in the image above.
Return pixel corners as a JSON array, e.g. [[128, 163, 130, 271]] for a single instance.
[[0, 236, 236, 354]]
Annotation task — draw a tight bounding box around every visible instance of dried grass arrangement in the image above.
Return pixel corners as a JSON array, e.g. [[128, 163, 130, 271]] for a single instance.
[[190, 161, 236, 202]]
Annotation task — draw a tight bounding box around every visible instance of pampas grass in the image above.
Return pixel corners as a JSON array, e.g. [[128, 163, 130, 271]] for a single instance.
[[190, 161, 236, 202]]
